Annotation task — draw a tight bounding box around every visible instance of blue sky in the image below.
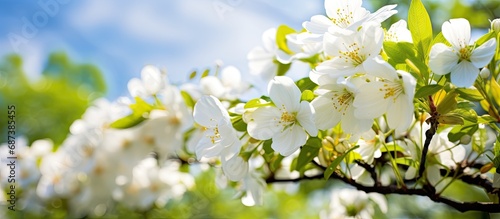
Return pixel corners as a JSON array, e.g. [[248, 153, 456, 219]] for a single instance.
[[0, 0, 324, 99]]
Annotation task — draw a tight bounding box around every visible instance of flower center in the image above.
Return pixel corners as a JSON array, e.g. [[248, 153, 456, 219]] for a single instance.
[[278, 106, 296, 132], [330, 7, 354, 28], [204, 119, 221, 145], [458, 46, 472, 61], [339, 43, 366, 66], [379, 79, 404, 102], [332, 89, 354, 115]]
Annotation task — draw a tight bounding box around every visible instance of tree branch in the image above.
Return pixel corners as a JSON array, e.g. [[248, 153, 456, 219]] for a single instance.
[[419, 96, 439, 179], [266, 171, 500, 213]]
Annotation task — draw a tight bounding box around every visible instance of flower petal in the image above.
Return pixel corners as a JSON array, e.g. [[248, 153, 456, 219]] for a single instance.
[[429, 43, 458, 75], [342, 108, 373, 134], [141, 65, 164, 94], [272, 125, 307, 156], [268, 76, 301, 111], [450, 61, 479, 87], [296, 101, 318, 136], [442, 18, 471, 49], [311, 93, 342, 130], [353, 81, 388, 120], [386, 96, 413, 134], [246, 107, 281, 140], [195, 132, 224, 159], [222, 156, 248, 182], [303, 15, 332, 35], [193, 95, 227, 126], [200, 76, 225, 98], [471, 38, 497, 68], [363, 57, 398, 79]]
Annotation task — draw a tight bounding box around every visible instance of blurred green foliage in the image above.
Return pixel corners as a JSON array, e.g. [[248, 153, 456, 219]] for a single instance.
[[0, 53, 106, 145], [373, 0, 500, 32]]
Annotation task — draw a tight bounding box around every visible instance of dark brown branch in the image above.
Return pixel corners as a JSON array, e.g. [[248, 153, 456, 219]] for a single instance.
[[441, 168, 499, 195], [355, 160, 380, 186], [267, 171, 500, 213], [419, 96, 439, 179]]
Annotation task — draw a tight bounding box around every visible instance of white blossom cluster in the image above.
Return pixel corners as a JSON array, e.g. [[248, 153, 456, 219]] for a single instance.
[[2, 0, 500, 218]]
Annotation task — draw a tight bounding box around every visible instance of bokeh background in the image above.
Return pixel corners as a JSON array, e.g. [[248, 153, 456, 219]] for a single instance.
[[1, 0, 500, 218]]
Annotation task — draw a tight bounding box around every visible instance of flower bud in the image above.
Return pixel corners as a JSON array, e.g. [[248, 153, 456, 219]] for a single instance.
[[491, 18, 500, 34], [460, 134, 471, 145], [480, 67, 490, 79]]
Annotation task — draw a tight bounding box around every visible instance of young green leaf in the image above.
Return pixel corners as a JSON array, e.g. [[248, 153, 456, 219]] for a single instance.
[[296, 77, 318, 92], [295, 137, 322, 171], [415, 84, 443, 98], [201, 69, 210, 78], [276, 25, 296, 55], [276, 62, 292, 76], [109, 113, 146, 129], [408, 0, 433, 58], [455, 88, 484, 102], [300, 90, 315, 102], [180, 90, 195, 109], [324, 145, 359, 180]]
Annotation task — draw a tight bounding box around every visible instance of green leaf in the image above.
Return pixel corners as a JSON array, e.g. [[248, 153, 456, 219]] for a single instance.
[[437, 113, 464, 125], [201, 69, 210, 78], [244, 98, 272, 109], [189, 70, 197, 79], [415, 84, 443, 98], [455, 88, 484, 101], [109, 113, 146, 129], [448, 122, 478, 142], [383, 42, 417, 64], [180, 90, 195, 109], [276, 62, 292, 76], [489, 77, 500, 107], [408, 0, 433, 58], [263, 140, 274, 154], [271, 155, 284, 172], [476, 31, 496, 46], [478, 115, 497, 124], [395, 157, 413, 166], [276, 25, 296, 55], [436, 90, 458, 115], [457, 101, 476, 110], [430, 32, 450, 47], [379, 144, 407, 153], [324, 145, 359, 180], [296, 77, 318, 92], [231, 116, 247, 132], [295, 137, 321, 171], [110, 97, 154, 129], [300, 90, 314, 102]]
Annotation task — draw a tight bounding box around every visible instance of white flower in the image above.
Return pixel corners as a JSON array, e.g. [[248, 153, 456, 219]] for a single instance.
[[276, 32, 322, 64], [403, 122, 466, 192], [353, 58, 416, 134], [221, 155, 249, 182], [302, 0, 396, 41], [247, 76, 318, 156], [429, 18, 497, 87], [127, 65, 166, 97], [247, 28, 279, 83], [311, 78, 372, 134], [240, 171, 266, 206], [321, 189, 387, 219], [200, 66, 250, 101], [193, 95, 241, 159], [385, 20, 412, 43], [355, 130, 383, 164], [310, 23, 384, 83]]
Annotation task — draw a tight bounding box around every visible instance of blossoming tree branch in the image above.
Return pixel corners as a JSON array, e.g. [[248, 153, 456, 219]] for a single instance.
[[4, 0, 500, 217]]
